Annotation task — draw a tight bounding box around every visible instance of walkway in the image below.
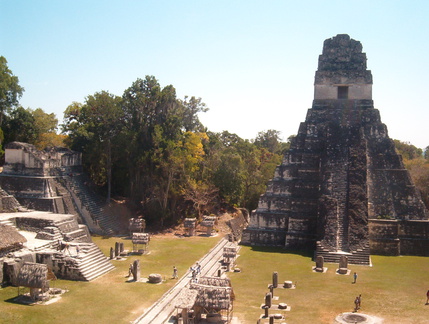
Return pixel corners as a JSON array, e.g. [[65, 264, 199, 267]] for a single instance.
[[133, 236, 232, 324]]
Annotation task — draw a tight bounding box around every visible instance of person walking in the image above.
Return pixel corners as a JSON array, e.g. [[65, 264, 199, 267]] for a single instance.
[[354, 296, 360, 312], [172, 266, 178, 279], [353, 272, 358, 284], [426, 289, 429, 305]]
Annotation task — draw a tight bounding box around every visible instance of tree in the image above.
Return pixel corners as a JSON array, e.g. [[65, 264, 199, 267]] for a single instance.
[[0, 56, 24, 126], [3, 106, 37, 144], [82, 91, 124, 201], [62, 102, 87, 150], [33, 108, 57, 133], [181, 96, 209, 132], [35, 133, 67, 149], [31, 108, 59, 149], [182, 180, 218, 218], [393, 139, 423, 160]]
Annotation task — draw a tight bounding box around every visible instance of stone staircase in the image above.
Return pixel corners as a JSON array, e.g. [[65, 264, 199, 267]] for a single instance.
[[57, 172, 126, 236], [75, 243, 115, 281], [316, 241, 371, 265], [35, 226, 63, 241], [0, 217, 16, 229]]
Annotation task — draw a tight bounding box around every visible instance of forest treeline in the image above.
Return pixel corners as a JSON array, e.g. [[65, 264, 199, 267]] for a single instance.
[[1, 56, 428, 227]]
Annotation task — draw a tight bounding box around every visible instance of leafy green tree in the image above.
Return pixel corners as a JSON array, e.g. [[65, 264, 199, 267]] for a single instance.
[[3, 106, 37, 144], [181, 96, 209, 132], [82, 91, 124, 201], [33, 108, 58, 134], [0, 56, 24, 126], [393, 139, 423, 160], [253, 129, 282, 154], [62, 102, 87, 150], [212, 149, 244, 206]]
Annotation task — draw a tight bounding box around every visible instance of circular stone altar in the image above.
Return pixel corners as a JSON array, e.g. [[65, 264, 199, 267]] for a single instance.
[[335, 312, 383, 324], [148, 273, 162, 283], [283, 280, 293, 288]]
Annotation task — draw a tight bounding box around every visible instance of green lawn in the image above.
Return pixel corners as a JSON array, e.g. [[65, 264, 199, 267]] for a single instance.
[[229, 246, 429, 324], [1, 237, 428, 324], [0, 234, 221, 324]]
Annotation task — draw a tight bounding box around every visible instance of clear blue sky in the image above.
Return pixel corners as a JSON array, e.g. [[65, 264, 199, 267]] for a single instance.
[[1, 0, 428, 149]]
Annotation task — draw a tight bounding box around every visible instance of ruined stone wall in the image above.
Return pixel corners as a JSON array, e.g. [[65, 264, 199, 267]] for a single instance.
[[3, 142, 82, 176], [369, 219, 429, 256]]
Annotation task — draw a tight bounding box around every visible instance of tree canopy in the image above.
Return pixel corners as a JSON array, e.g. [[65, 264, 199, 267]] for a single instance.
[[0, 56, 24, 126]]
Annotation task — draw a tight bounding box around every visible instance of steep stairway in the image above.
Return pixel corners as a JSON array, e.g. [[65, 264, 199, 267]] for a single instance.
[[58, 172, 126, 236], [75, 243, 115, 281], [316, 241, 371, 265]]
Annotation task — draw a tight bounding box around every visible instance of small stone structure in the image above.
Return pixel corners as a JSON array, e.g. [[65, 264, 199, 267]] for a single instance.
[[222, 245, 238, 271], [200, 216, 217, 236], [315, 255, 324, 272], [338, 255, 349, 274], [265, 292, 272, 307], [15, 262, 56, 301], [241, 34, 429, 263], [175, 277, 235, 324], [0, 142, 81, 214], [132, 233, 150, 254], [191, 277, 235, 323], [3, 142, 81, 176], [184, 218, 197, 236], [128, 218, 145, 236], [339, 255, 348, 268], [283, 281, 293, 289], [131, 260, 140, 281], [272, 271, 278, 288], [0, 142, 129, 235], [148, 273, 162, 283], [0, 211, 114, 283]]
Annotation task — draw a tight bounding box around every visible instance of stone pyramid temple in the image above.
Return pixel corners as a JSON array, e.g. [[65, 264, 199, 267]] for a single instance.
[[241, 34, 429, 264]]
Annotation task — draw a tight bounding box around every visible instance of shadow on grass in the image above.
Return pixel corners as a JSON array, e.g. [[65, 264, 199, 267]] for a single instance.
[[4, 296, 34, 306], [243, 244, 313, 258]]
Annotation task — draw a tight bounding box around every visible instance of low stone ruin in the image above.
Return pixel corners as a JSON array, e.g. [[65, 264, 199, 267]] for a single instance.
[[337, 255, 349, 274], [128, 218, 145, 236], [259, 271, 290, 322], [148, 273, 162, 284], [130, 260, 140, 281], [184, 218, 197, 236], [200, 216, 217, 236], [222, 245, 238, 272], [131, 233, 150, 254], [0, 211, 114, 284], [314, 255, 325, 272], [0, 142, 129, 236]]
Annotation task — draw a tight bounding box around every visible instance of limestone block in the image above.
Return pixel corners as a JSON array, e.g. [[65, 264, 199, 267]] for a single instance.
[[148, 273, 162, 283]]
